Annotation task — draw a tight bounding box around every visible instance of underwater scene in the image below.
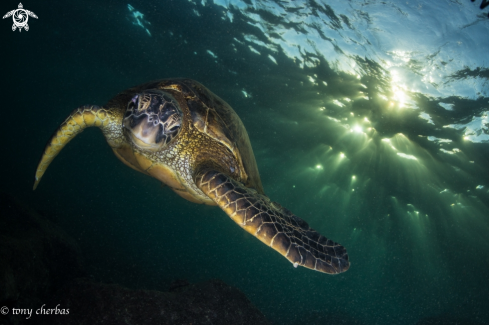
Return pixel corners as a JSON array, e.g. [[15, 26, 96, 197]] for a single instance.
[[2, 0, 489, 324]]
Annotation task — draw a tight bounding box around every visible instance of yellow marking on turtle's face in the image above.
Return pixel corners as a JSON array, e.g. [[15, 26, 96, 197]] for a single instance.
[[139, 93, 152, 111]]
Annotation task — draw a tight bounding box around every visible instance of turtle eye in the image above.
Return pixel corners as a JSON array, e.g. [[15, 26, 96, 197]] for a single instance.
[[127, 95, 138, 110], [127, 95, 140, 112]]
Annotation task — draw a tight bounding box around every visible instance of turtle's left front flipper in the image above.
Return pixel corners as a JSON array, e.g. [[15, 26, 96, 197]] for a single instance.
[[33, 105, 123, 190], [196, 170, 349, 274]]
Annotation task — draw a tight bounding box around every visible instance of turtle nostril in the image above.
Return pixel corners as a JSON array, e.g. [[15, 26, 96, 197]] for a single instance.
[[148, 115, 159, 126]]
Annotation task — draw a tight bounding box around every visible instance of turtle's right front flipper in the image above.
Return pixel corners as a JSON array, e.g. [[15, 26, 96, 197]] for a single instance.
[[196, 170, 349, 274], [33, 105, 123, 190]]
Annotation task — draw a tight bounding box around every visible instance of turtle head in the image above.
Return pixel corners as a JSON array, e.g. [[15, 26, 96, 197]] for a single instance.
[[123, 90, 183, 151]]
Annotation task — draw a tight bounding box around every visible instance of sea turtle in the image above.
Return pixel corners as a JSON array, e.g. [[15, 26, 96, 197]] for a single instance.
[[33, 79, 349, 274], [2, 3, 38, 32]]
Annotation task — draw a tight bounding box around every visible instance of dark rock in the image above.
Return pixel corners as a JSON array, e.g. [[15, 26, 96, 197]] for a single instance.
[[168, 278, 190, 292], [35, 277, 272, 325], [0, 192, 271, 325], [0, 193, 84, 325]]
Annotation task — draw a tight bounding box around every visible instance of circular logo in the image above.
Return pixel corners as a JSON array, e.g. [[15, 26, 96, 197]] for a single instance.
[[1, 306, 9, 315], [13, 9, 28, 28]]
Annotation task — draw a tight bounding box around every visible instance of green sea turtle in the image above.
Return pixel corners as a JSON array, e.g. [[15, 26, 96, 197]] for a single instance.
[[2, 3, 38, 32], [33, 79, 349, 274]]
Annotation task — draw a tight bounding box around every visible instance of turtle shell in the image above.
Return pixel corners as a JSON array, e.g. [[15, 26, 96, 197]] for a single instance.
[[108, 79, 264, 195]]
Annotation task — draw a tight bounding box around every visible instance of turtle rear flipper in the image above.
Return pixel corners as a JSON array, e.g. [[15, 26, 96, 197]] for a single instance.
[[12, 23, 16, 31], [196, 170, 349, 274], [24, 23, 28, 31]]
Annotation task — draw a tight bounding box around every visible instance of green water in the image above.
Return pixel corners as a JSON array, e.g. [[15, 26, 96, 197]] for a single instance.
[[3, 0, 489, 324]]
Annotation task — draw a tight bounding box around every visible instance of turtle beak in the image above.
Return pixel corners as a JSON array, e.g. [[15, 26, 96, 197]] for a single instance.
[[123, 114, 165, 151]]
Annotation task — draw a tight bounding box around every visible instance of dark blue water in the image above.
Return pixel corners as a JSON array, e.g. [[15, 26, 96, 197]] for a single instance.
[[3, 0, 489, 324]]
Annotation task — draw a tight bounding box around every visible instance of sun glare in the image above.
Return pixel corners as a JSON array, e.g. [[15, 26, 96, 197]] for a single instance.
[[392, 86, 407, 108], [352, 125, 363, 133]]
